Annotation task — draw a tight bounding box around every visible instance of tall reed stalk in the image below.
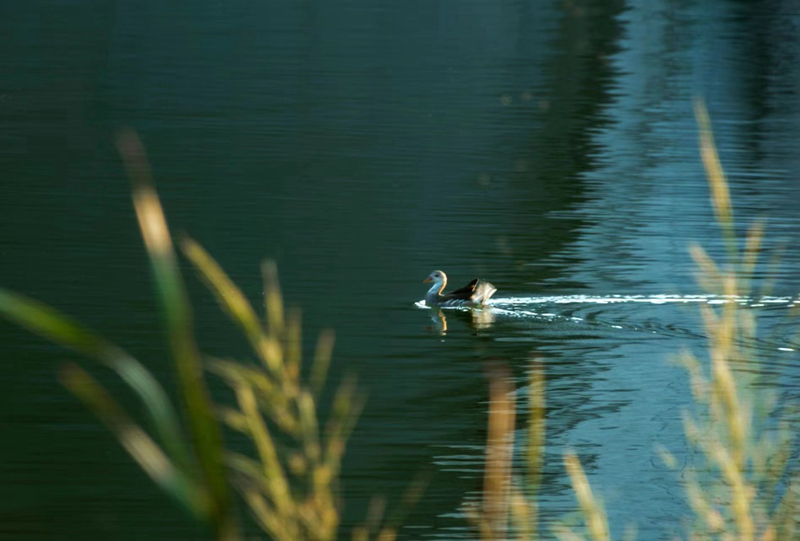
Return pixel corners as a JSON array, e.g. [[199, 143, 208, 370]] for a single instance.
[[467, 361, 547, 541], [662, 99, 800, 540]]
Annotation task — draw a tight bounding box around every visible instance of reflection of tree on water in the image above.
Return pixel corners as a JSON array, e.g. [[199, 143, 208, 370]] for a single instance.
[[426, 307, 496, 334]]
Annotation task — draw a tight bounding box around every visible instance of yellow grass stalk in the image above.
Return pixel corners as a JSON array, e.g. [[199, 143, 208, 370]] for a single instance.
[[181, 238, 281, 377], [285, 308, 303, 384], [234, 383, 292, 516], [690, 244, 723, 295], [311, 329, 336, 398], [483, 368, 516, 540], [262, 260, 284, 335], [694, 98, 735, 252], [563, 453, 610, 541]]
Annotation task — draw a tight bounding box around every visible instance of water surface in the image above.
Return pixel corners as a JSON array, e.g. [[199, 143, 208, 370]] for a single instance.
[[2, 1, 800, 539]]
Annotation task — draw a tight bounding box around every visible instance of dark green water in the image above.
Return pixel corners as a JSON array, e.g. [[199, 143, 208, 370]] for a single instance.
[[2, 1, 800, 539]]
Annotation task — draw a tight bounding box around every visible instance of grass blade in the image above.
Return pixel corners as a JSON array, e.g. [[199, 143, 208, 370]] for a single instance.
[[311, 329, 335, 398], [284, 308, 302, 384], [0, 288, 191, 472], [527, 359, 545, 495], [694, 97, 736, 256], [563, 452, 610, 541], [118, 129, 236, 540], [60, 363, 206, 517], [181, 237, 280, 376], [483, 367, 515, 540], [234, 382, 292, 515], [209, 358, 298, 435], [262, 260, 284, 336]]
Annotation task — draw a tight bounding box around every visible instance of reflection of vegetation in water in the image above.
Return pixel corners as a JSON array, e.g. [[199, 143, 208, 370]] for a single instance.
[[1, 104, 798, 540], [427, 306, 497, 334], [469, 100, 800, 540]]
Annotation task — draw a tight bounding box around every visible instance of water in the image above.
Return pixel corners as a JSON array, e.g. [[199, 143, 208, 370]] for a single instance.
[[1, 0, 800, 539]]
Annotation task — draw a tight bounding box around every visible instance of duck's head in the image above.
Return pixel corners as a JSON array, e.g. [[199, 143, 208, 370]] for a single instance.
[[423, 270, 447, 285]]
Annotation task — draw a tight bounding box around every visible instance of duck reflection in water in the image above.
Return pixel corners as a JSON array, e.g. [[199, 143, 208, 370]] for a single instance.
[[427, 306, 496, 334]]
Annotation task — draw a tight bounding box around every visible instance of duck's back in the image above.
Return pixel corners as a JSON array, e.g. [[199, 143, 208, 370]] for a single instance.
[[439, 278, 496, 307]]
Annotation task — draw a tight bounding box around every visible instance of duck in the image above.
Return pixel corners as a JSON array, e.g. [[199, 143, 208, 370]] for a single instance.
[[423, 270, 497, 307]]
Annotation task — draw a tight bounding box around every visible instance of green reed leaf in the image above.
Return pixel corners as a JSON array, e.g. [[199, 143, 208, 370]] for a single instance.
[[60, 363, 206, 517], [118, 129, 236, 540], [0, 288, 192, 472]]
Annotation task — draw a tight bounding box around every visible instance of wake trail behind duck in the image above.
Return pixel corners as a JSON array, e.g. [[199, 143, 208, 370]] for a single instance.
[[415, 294, 799, 349], [488, 294, 798, 307]]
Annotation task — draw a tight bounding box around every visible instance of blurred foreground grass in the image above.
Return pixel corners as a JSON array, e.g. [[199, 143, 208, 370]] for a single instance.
[[1, 105, 799, 540], [0, 131, 380, 541]]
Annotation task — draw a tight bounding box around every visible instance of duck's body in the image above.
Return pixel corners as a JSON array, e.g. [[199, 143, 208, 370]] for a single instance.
[[423, 270, 497, 307]]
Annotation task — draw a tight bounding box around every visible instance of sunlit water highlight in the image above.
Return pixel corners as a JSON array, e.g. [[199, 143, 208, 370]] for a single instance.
[[416, 295, 799, 351], [417, 294, 799, 311]]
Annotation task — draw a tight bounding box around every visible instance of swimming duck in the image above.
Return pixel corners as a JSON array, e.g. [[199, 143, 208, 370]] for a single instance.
[[423, 270, 497, 307]]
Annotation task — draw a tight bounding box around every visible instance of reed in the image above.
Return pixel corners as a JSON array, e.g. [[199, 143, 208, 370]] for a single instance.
[[466, 361, 546, 541], [184, 236, 368, 541], [661, 99, 800, 540], [469, 100, 800, 541], [0, 131, 386, 541], [0, 131, 237, 540]]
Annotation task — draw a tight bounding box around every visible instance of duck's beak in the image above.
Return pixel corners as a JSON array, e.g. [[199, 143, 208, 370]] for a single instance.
[[423, 277, 431, 283]]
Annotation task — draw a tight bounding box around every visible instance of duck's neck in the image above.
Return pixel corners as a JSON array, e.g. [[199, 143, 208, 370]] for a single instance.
[[426, 279, 446, 302]]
